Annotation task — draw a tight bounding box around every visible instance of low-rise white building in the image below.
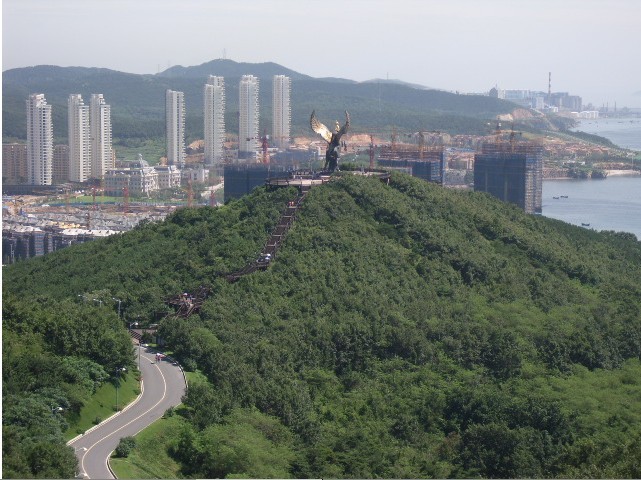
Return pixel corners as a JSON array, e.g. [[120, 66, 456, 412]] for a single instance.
[[579, 110, 599, 119], [182, 165, 210, 184], [104, 158, 158, 196], [155, 165, 182, 189]]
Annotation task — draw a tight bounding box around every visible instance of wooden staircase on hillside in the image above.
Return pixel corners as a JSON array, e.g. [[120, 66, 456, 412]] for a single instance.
[[166, 188, 310, 317], [226, 186, 309, 282]]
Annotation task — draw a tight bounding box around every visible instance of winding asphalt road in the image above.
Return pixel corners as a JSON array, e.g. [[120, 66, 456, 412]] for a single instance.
[[68, 344, 186, 479]]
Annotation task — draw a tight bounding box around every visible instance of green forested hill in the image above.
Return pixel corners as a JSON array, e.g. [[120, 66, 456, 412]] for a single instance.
[[3, 61, 515, 148], [2, 295, 135, 477], [4, 173, 641, 478]]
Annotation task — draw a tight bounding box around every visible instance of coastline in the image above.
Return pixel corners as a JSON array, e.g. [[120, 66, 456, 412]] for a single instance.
[[606, 169, 641, 177], [542, 174, 641, 239], [545, 169, 641, 181], [572, 116, 641, 153]]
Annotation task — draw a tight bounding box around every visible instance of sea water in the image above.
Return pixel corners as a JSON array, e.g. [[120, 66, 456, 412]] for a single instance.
[[543, 176, 641, 239], [572, 116, 641, 151], [542, 116, 641, 239]]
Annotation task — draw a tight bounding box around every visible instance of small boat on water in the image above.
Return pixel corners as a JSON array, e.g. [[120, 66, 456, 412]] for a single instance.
[[553, 196, 560, 199], [560, 195, 569, 198], [581, 223, 590, 227]]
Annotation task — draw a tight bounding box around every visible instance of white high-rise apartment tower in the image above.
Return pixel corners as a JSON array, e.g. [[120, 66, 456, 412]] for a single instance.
[[272, 75, 291, 150], [239, 75, 259, 159], [204, 76, 226, 166], [68, 94, 91, 183], [90, 94, 113, 179], [26, 94, 53, 185], [166, 89, 186, 167]]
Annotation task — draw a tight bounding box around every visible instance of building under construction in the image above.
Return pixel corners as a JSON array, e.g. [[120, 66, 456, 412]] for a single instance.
[[223, 163, 291, 202], [1, 225, 116, 264], [474, 140, 543, 214], [377, 144, 444, 184], [2, 201, 175, 263]]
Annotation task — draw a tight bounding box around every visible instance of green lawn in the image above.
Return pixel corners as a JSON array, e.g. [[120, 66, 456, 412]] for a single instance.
[[70, 195, 123, 204], [69, 195, 178, 204], [65, 373, 140, 441], [185, 370, 207, 387], [109, 374, 199, 478], [109, 412, 186, 479]]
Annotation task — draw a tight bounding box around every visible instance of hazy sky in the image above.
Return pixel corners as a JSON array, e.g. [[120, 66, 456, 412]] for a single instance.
[[3, 0, 640, 107]]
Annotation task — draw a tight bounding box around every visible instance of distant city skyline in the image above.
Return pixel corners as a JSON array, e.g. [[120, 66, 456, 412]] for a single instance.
[[68, 94, 91, 183], [272, 75, 291, 150], [3, 0, 640, 108], [204, 76, 226, 166], [165, 90, 186, 167], [238, 75, 260, 158], [26, 94, 53, 185]]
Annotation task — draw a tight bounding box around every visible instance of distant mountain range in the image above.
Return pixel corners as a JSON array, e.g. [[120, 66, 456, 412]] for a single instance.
[[2, 59, 517, 142], [158, 59, 310, 81]]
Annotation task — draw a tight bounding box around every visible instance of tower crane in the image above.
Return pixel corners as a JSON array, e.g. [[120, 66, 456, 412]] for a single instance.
[[369, 135, 375, 170], [122, 186, 130, 214], [246, 129, 270, 164], [509, 122, 523, 152], [187, 179, 194, 208], [91, 186, 97, 210]]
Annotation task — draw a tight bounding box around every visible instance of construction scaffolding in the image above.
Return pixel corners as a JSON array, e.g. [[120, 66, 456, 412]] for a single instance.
[[167, 285, 210, 318], [223, 163, 291, 203], [377, 144, 445, 184], [474, 140, 543, 214]]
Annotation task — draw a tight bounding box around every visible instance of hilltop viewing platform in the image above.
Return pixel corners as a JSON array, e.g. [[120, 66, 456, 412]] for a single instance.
[[265, 169, 391, 190]]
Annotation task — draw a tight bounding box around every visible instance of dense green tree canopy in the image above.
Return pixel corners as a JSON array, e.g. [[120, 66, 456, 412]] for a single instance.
[[2, 295, 134, 477], [4, 172, 641, 478]]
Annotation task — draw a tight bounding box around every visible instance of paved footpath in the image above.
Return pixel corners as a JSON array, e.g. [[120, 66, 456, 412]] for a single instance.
[[69, 344, 186, 479]]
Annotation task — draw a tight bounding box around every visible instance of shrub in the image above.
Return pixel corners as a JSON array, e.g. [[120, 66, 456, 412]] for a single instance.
[[115, 436, 136, 458]]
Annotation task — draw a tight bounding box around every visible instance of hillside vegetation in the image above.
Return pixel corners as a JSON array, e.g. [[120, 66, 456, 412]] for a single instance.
[[3, 173, 641, 478], [3, 61, 515, 149], [2, 293, 134, 477]]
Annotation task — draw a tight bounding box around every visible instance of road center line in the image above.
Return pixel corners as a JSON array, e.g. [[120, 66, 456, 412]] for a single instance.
[[80, 357, 169, 479]]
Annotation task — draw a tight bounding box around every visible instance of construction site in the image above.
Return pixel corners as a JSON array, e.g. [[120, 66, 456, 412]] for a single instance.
[[2, 197, 178, 264], [3, 124, 548, 264], [377, 141, 445, 184], [474, 137, 543, 214]]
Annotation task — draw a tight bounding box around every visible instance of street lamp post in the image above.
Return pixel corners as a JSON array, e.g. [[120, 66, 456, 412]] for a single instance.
[[115, 367, 126, 411], [112, 297, 122, 319], [128, 321, 140, 371]]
